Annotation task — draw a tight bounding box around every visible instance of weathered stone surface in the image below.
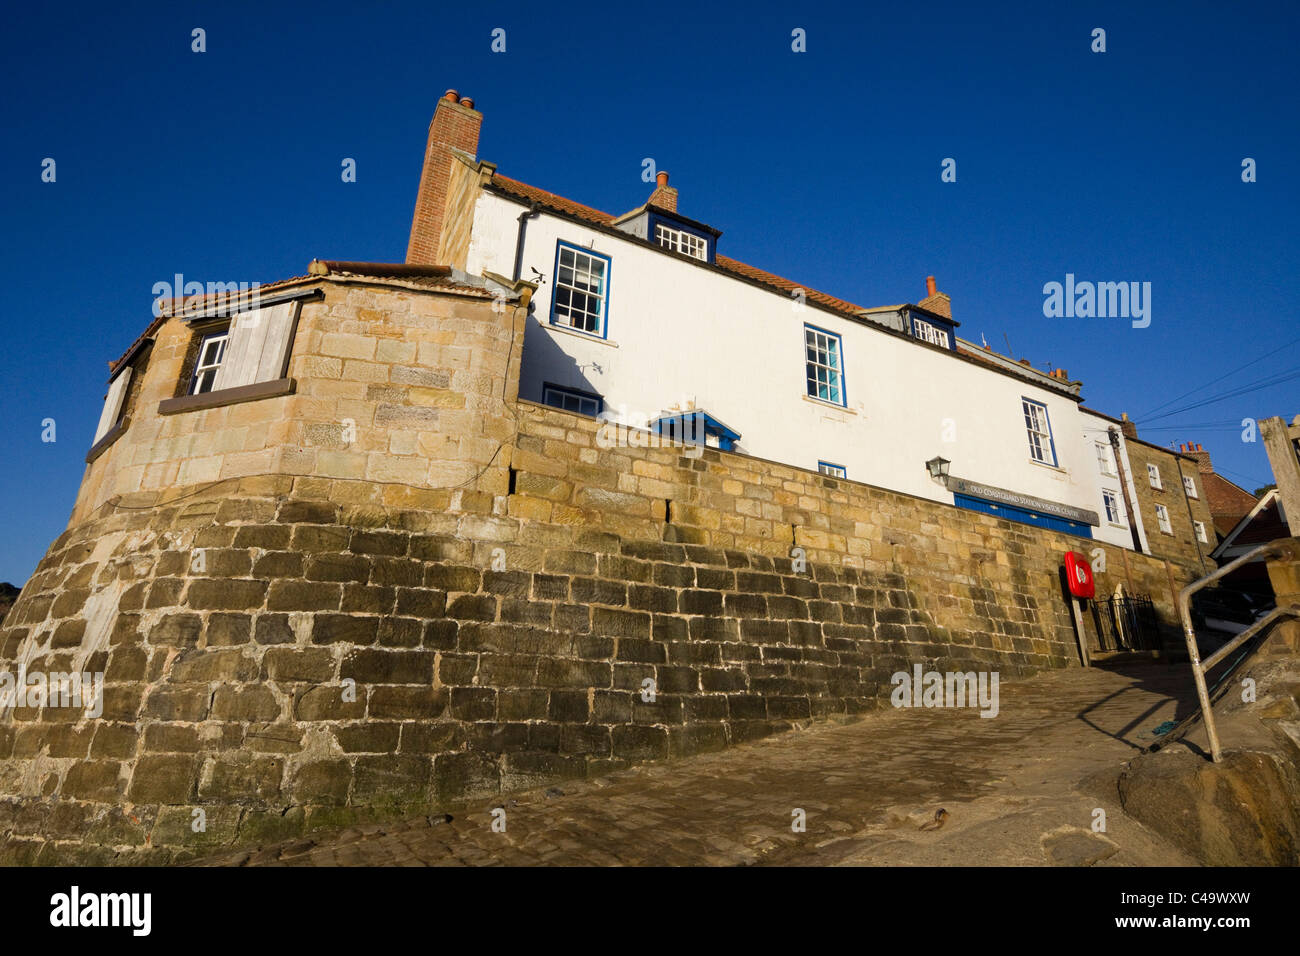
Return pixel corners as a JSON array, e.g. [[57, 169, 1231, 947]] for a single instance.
[[0, 320, 1221, 864], [127, 755, 199, 803], [1118, 749, 1300, 866]]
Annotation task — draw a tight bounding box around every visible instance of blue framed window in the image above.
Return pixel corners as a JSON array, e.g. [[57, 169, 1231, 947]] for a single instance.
[[654, 223, 708, 261], [542, 383, 602, 418], [1102, 489, 1123, 524], [805, 324, 845, 406], [912, 317, 951, 349], [818, 461, 847, 478], [551, 242, 610, 337], [646, 211, 716, 264], [1021, 398, 1057, 466]]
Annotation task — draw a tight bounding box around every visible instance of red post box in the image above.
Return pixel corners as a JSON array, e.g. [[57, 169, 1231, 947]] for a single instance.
[[1064, 552, 1095, 600]]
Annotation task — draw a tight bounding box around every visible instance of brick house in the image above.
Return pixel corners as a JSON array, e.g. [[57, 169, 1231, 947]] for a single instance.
[[1178, 442, 1261, 542]]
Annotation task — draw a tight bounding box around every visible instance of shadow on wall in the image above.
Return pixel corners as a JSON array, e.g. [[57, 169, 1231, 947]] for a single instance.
[[517, 313, 604, 408]]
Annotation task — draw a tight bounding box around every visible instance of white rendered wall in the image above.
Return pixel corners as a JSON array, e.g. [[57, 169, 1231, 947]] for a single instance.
[[468, 192, 1118, 541]]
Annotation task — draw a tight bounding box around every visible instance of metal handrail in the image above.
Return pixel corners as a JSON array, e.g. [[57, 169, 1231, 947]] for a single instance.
[[1178, 540, 1300, 762]]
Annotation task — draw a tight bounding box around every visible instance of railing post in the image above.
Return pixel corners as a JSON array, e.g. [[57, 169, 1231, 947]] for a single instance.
[[1181, 608, 1223, 761], [1178, 538, 1300, 762], [1264, 542, 1300, 657]]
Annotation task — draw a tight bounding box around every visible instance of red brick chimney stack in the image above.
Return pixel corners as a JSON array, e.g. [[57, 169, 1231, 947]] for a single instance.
[[406, 89, 483, 265], [1182, 441, 1213, 474], [646, 170, 678, 213], [919, 275, 952, 319], [1120, 412, 1138, 440]]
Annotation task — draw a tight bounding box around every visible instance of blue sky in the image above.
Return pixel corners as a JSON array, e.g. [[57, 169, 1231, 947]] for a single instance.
[[2, 0, 1297, 583]]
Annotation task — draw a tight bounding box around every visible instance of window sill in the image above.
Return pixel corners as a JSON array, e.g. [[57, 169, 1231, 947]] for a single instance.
[[802, 394, 854, 414], [545, 322, 618, 348], [158, 377, 295, 416], [85, 419, 128, 464], [1028, 458, 1066, 474]]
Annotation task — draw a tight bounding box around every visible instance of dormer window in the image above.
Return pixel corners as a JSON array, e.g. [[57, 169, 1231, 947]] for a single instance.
[[912, 318, 950, 348], [655, 224, 707, 261]]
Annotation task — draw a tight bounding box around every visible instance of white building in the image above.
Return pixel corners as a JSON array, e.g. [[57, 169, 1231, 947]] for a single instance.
[[405, 90, 1192, 552]]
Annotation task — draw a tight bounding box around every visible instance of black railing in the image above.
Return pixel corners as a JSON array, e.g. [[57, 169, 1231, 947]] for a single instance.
[[1092, 596, 1161, 652]]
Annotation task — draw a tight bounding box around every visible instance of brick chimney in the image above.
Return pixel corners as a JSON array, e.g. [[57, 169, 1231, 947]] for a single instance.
[[406, 90, 483, 265], [919, 275, 952, 319], [1181, 441, 1213, 474], [1120, 412, 1138, 440], [645, 170, 678, 213]]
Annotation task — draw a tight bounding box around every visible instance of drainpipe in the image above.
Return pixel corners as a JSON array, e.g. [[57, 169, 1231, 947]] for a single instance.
[[512, 202, 541, 282], [1109, 427, 1144, 554]]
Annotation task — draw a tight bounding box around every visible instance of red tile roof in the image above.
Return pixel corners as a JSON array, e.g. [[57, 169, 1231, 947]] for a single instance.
[[108, 264, 493, 377], [108, 273, 318, 376], [1202, 471, 1260, 535], [307, 260, 494, 295], [1230, 495, 1287, 546], [489, 173, 876, 318], [492, 175, 620, 229]]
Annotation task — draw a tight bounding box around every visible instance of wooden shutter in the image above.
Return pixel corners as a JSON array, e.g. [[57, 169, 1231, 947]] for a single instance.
[[92, 367, 132, 444], [211, 301, 300, 391]]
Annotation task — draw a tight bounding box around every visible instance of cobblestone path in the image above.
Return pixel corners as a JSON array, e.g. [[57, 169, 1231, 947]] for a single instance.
[[194, 663, 1200, 866]]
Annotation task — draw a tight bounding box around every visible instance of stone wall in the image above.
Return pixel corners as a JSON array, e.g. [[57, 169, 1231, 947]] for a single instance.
[[0, 273, 1217, 862], [0, 400, 1206, 863], [71, 275, 524, 525]]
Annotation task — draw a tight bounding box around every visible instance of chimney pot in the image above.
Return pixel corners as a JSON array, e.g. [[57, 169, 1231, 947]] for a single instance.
[[656, 171, 669, 188], [926, 275, 937, 297], [460, 96, 474, 109], [443, 89, 459, 102]]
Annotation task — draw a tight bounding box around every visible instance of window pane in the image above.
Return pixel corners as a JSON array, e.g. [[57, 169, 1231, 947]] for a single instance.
[[553, 245, 608, 336]]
